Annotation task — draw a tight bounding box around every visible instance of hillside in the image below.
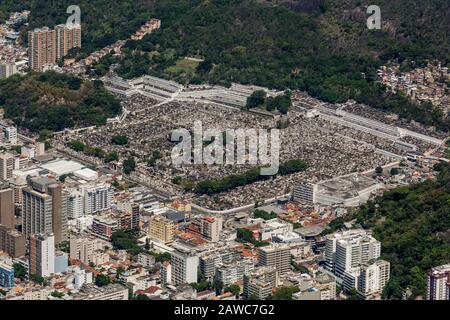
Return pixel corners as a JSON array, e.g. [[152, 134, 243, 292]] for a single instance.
[[352, 162, 450, 299], [0, 72, 121, 132], [1, 0, 449, 131]]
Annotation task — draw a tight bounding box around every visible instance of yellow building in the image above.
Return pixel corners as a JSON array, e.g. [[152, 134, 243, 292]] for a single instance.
[[148, 215, 174, 244]]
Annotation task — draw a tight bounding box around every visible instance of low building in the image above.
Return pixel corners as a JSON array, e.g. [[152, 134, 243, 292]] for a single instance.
[[72, 283, 128, 300]]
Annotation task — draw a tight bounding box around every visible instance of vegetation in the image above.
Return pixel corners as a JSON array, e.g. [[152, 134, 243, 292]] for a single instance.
[[51, 291, 65, 298], [67, 140, 105, 159], [268, 286, 300, 300], [246, 91, 292, 114], [254, 209, 277, 220], [353, 162, 450, 299], [95, 274, 112, 287], [123, 157, 136, 174], [13, 263, 27, 280], [236, 228, 268, 247], [195, 159, 307, 195], [0, 72, 121, 132], [111, 135, 128, 145], [111, 230, 142, 256], [321, 217, 345, 236], [1, 0, 448, 130], [224, 284, 240, 298]]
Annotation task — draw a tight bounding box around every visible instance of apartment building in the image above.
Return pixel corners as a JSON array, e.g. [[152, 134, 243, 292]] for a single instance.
[[0, 187, 14, 229], [427, 264, 450, 300], [0, 63, 17, 79], [22, 176, 68, 244], [149, 215, 175, 244], [28, 27, 57, 72], [243, 267, 278, 300], [0, 225, 25, 258], [257, 244, 291, 274], [72, 283, 128, 300], [29, 233, 55, 277], [342, 259, 390, 299], [171, 249, 199, 285], [0, 152, 15, 181], [28, 24, 81, 71]]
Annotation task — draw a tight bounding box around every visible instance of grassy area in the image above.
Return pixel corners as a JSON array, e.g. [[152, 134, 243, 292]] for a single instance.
[[166, 58, 200, 74]]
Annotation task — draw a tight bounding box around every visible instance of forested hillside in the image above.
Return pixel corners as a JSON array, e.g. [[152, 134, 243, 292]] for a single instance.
[[0, 72, 121, 132], [353, 162, 450, 299], [1, 0, 449, 131]]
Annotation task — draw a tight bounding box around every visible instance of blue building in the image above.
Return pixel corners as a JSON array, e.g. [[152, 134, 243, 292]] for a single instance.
[[54, 251, 68, 274], [0, 262, 15, 289]]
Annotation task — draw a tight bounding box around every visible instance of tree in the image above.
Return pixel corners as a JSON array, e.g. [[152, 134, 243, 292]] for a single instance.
[[95, 274, 112, 287], [51, 291, 65, 298], [375, 166, 383, 175], [105, 151, 119, 163], [213, 280, 224, 295], [123, 157, 136, 174], [30, 274, 45, 285], [246, 90, 266, 108], [111, 135, 128, 145], [224, 284, 240, 297], [269, 286, 299, 300], [390, 167, 400, 176], [13, 263, 27, 280]]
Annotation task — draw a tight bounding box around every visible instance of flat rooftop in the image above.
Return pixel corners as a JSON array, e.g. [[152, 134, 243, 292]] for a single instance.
[[40, 159, 85, 176]]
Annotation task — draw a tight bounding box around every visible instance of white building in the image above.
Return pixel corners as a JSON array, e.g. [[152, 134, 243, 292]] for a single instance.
[[427, 264, 450, 300], [343, 259, 390, 298], [66, 188, 84, 218], [83, 183, 112, 215], [0, 63, 17, 79], [29, 233, 55, 277], [325, 229, 380, 277], [171, 249, 199, 285], [3, 126, 18, 145]]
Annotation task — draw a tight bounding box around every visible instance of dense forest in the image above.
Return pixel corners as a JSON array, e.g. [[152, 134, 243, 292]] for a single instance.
[[0, 72, 121, 132], [1, 0, 449, 131], [352, 162, 450, 300]]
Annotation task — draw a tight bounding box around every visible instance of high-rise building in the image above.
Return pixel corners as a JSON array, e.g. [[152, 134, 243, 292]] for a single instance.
[[83, 184, 112, 215], [69, 235, 110, 265], [149, 215, 174, 244], [0, 152, 15, 181], [28, 24, 81, 72], [55, 24, 81, 60], [243, 267, 278, 300], [0, 261, 15, 288], [0, 63, 17, 79], [0, 225, 25, 258], [215, 258, 254, 286], [342, 259, 390, 298], [199, 216, 222, 242], [29, 233, 55, 277], [22, 176, 67, 244], [257, 244, 291, 274], [3, 126, 18, 145], [325, 229, 381, 277], [293, 183, 317, 205], [171, 248, 199, 285], [28, 27, 57, 72], [0, 186, 14, 229], [47, 183, 68, 244], [161, 261, 172, 286], [427, 264, 450, 300], [66, 189, 84, 219]]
